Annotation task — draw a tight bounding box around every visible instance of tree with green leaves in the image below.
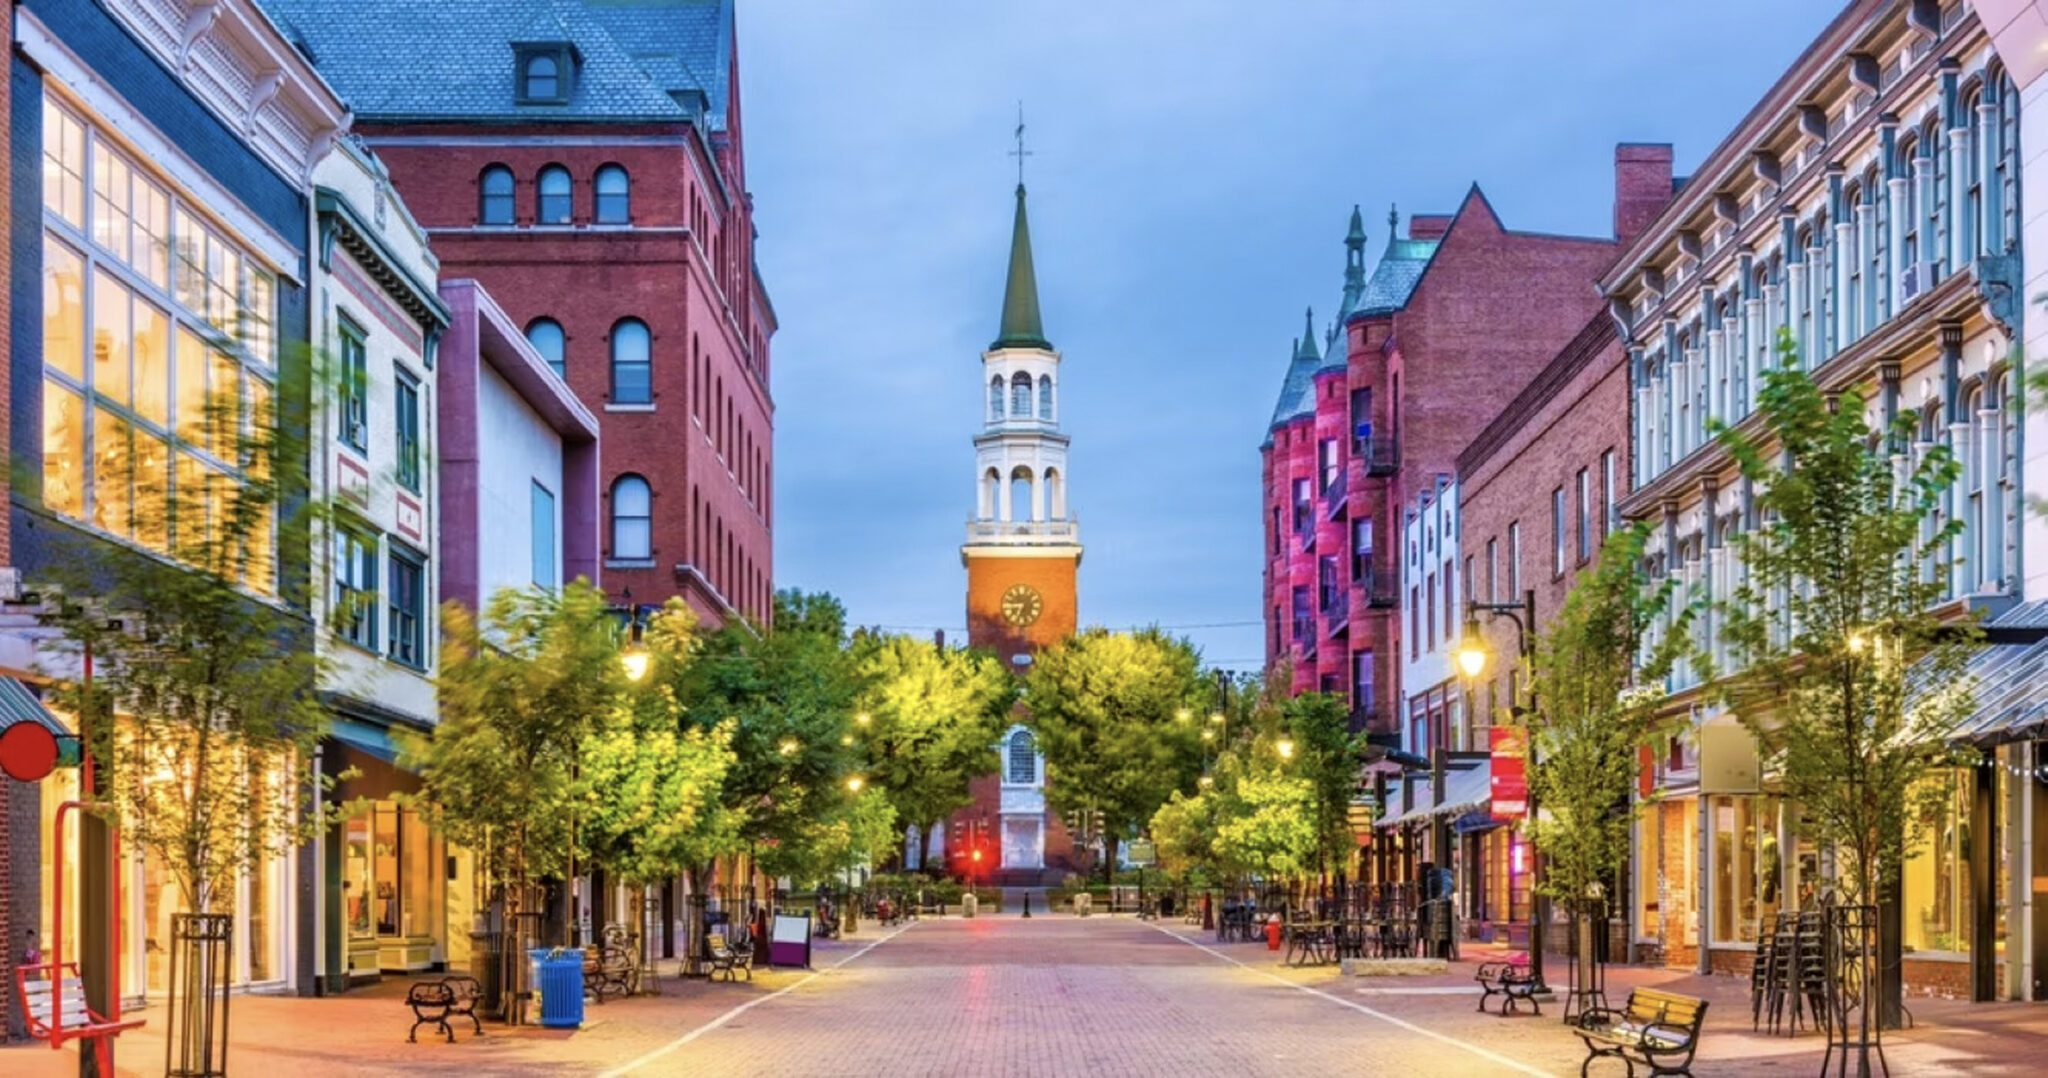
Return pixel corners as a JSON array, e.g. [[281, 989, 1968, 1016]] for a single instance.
[[38, 352, 331, 917], [669, 589, 866, 881], [1213, 772, 1320, 881], [409, 580, 628, 959], [849, 633, 1016, 870], [1024, 627, 1208, 881], [1711, 334, 1978, 1026], [1279, 691, 1361, 876], [1525, 522, 1687, 928]]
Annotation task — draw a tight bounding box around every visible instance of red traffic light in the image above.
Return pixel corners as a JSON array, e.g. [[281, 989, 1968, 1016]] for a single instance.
[[971, 849, 983, 862]]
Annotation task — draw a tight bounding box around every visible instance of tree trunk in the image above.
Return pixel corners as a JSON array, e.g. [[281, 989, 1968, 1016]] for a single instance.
[[1879, 866, 1905, 1030], [1103, 834, 1119, 889]]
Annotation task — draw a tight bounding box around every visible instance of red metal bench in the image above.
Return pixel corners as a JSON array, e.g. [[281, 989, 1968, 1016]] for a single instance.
[[15, 963, 145, 1074]]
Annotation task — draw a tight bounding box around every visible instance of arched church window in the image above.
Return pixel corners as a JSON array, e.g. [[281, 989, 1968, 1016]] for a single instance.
[[1007, 730, 1037, 784], [1038, 375, 1053, 420], [989, 376, 1004, 420], [1011, 372, 1032, 417]]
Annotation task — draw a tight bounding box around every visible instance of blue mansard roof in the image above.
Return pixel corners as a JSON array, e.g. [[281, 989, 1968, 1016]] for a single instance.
[[1353, 236, 1440, 319], [261, 0, 732, 128]]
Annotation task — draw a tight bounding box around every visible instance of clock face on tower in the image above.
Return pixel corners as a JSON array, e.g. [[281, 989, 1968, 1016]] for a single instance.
[[1000, 584, 1044, 627]]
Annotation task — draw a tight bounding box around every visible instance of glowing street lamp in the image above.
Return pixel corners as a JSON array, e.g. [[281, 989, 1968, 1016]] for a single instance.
[[846, 775, 865, 793], [1176, 708, 1191, 724], [620, 607, 651, 682], [779, 738, 800, 757], [1276, 738, 1295, 761], [1454, 616, 1489, 680]]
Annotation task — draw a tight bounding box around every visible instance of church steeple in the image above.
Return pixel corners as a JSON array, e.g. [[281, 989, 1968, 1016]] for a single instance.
[[992, 184, 1051, 351], [1295, 307, 1319, 362], [1341, 205, 1367, 316]]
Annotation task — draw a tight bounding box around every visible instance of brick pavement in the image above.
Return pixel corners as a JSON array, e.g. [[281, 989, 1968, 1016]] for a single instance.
[[6, 914, 2046, 1075]]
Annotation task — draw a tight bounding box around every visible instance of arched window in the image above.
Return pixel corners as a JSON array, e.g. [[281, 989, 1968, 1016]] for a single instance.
[[1866, 165, 1886, 325], [1963, 87, 1984, 261], [1009, 465, 1034, 522], [524, 54, 560, 100], [1926, 120, 1946, 279], [526, 318, 566, 377], [989, 376, 1004, 420], [1898, 134, 1921, 279], [1038, 375, 1053, 420], [610, 318, 651, 403], [611, 474, 652, 559], [1044, 467, 1064, 520], [538, 165, 572, 225], [595, 164, 630, 224], [981, 467, 1000, 520], [1998, 73, 2020, 252], [479, 165, 515, 225], [1006, 729, 1037, 784], [1842, 184, 1862, 340], [1010, 372, 1031, 417]]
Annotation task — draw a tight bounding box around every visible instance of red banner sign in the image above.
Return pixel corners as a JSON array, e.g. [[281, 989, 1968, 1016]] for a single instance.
[[1638, 744, 1656, 799], [1490, 726, 1528, 820]]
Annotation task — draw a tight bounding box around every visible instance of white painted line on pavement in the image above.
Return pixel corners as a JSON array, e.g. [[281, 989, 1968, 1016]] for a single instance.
[[1146, 923, 1556, 1078], [598, 921, 917, 1078], [1354, 986, 1484, 996]]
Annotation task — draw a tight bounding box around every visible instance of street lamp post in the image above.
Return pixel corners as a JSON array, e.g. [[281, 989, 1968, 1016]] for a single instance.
[[1454, 588, 1548, 997]]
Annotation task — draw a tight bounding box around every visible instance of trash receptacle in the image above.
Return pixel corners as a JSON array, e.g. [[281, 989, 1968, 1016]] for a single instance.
[[962, 892, 979, 918], [530, 948, 586, 1029]]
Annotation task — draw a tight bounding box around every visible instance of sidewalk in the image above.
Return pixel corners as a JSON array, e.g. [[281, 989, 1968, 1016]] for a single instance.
[[0, 930, 889, 1078], [1179, 924, 2048, 1076]]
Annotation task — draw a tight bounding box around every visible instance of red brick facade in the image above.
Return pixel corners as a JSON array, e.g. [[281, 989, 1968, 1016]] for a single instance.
[[363, 99, 772, 627], [1264, 152, 1664, 733], [1456, 317, 1631, 734]]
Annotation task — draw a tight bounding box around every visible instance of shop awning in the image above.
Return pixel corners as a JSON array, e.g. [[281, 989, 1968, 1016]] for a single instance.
[[0, 676, 72, 737], [1938, 601, 2048, 745], [328, 716, 402, 764], [1375, 761, 1492, 829]]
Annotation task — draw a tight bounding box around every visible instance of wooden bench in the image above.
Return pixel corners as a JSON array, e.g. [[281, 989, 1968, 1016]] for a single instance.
[[707, 932, 754, 982], [1474, 959, 1540, 1016], [16, 966, 145, 1073], [1575, 987, 1709, 1078], [582, 946, 634, 1002]]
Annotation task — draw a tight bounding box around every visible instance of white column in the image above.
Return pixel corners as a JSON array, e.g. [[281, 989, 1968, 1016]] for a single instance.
[[999, 465, 1013, 521], [1981, 407, 2003, 589], [1743, 297, 1765, 415], [1636, 384, 1652, 486], [1031, 466, 1046, 523], [1786, 262, 1808, 364], [1950, 421, 1974, 599], [1857, 204, 1877, 333]]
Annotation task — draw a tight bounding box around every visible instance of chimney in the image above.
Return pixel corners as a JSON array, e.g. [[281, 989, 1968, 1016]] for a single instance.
[[1407, 214, 1455, 242], [1613, 143, 1674, 246]]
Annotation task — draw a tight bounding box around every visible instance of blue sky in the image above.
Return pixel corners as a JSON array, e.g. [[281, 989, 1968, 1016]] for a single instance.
[[745, 0, 1842, 669]]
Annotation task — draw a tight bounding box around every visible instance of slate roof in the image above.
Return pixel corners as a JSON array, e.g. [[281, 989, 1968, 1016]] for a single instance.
[[261, 0, 732, 128], [1265, 340, 1324, 431], [1352, 237, 1440, 318]]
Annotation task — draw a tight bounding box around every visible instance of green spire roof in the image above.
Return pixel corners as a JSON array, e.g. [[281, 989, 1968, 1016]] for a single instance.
[[992, 184, 1051, 351], [1347, 204, 1366, 245], [1295, 308, 1319, 361]]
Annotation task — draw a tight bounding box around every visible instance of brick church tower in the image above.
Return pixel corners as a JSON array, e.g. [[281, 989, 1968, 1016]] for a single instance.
[[953, 178, 1081, 885]]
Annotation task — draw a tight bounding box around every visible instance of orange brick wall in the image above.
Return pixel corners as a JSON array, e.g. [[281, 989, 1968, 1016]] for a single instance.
[[964, 553, 1079, 657]]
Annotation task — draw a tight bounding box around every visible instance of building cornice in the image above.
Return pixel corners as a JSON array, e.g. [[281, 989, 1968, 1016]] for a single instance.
[[316, 188, 450, 335], [98, 0, 351, 185], [1601, 1, 1980, 301]]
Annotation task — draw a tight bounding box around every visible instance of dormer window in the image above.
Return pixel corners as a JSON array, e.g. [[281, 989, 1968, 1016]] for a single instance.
[[515, 45, 575, 105]]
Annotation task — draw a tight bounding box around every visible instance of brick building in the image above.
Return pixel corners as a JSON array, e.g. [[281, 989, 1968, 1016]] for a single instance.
[[1262, 151, 1667, 737], [269, 0, 775, 626], [1600, 0, 2038, 1001]]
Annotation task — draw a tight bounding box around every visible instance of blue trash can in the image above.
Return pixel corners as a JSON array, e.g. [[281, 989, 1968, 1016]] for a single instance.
[[530, 947, 586, 1029]]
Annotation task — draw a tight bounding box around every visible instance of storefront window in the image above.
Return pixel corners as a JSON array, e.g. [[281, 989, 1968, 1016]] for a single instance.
[[1711, 796, 1782, 944], [344, 802, 443, 940], [1636, 803, 1661, 939], [1902, 772, 1970, 955], [40, 93, 276, 592]]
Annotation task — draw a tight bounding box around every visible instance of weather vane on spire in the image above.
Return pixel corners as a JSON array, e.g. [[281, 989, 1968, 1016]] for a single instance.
[[1009, 102, 1032, 188]]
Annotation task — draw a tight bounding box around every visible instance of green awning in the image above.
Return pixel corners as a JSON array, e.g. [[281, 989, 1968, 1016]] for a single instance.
[[0, 676, 72, 737]]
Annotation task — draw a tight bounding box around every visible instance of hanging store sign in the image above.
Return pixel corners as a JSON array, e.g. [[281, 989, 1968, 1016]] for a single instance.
[[1490, 726, 1527, 819]]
